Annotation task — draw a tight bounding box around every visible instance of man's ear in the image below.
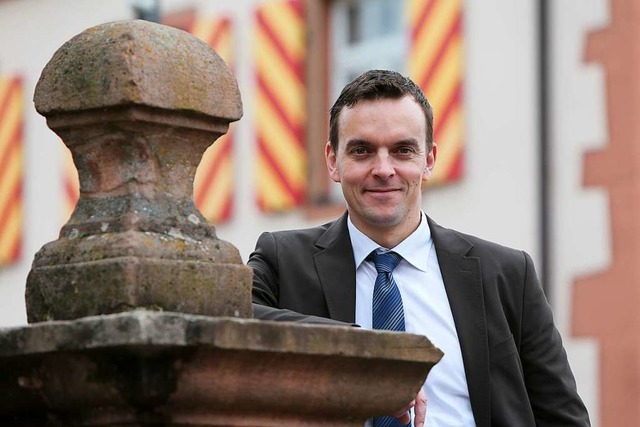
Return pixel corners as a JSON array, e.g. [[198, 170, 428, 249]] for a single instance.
[[423, 142, 437, 181], [325, 141, 341, 183]]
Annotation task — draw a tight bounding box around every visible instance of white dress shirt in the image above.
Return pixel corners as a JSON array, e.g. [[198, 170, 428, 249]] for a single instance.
[[348, 212, 476, 426]]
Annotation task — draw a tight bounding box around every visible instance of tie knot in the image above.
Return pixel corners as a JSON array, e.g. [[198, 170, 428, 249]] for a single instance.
[[368, 250, 402, 273]]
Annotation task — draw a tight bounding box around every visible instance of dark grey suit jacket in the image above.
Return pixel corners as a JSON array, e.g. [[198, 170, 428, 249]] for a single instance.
[[249, 214, 590, 427]]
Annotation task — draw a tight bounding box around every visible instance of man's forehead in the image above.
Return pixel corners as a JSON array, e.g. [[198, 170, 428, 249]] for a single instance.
[[337, 95, 425, 129]]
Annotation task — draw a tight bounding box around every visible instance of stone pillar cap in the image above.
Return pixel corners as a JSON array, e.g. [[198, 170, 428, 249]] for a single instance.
[[34, 19, 242, 122]]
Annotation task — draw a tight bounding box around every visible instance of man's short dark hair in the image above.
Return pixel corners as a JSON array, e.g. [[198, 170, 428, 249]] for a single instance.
[[328, 69, 434, 152]]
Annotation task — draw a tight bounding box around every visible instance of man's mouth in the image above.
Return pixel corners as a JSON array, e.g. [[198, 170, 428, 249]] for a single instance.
[[365, 188, 401, 194]]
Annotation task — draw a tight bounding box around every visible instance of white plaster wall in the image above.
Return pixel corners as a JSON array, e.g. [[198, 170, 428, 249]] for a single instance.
[[425, 0, 540, 262], [0, 0, 540, 324], [0, 0, 332, 327], [0, 0, 540, 347], [550, 1, 610, 425], [189, 0, 542, 268], [0, 0, 599, 419], [205, 0, 540, 267], [0, 0, 135, 327]]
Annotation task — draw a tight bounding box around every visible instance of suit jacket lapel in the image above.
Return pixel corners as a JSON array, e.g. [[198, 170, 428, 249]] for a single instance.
[[429, 217, 490, 427], [312, 214, 490, 424], [313, 213, 357, 323]]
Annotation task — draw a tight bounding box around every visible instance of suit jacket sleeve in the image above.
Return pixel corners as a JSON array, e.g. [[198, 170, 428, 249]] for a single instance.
[[519, 251, 590, 426], [249, 231, 352, 326]]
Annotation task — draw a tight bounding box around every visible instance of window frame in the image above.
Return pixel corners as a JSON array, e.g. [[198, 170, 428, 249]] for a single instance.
[[304, 0, 408, 215]]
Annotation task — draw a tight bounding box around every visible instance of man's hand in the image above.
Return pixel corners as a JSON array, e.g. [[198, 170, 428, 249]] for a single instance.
[[394, 388, 427, 426]]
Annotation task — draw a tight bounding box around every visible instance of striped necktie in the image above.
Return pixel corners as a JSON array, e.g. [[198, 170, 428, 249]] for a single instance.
[[369, 250, 410, 427]]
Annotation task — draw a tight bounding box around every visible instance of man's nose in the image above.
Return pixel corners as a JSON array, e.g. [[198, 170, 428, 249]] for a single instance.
[[371, 154, 395, 179]]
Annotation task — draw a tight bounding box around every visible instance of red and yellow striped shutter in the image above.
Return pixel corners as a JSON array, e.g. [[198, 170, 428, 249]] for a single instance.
[[0, 76, 24, 265], [191, 16, 236, 224], [62, 145, 79, 222], [255, 0, 307, 212], [408, 0, 465, 184]]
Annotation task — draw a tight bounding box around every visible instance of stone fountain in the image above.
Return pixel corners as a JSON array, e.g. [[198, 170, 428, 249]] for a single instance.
[[0, 20, 442, 426]]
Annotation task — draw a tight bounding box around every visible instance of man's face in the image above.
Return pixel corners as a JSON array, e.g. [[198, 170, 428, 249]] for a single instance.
[[326, 95, 437, 242]]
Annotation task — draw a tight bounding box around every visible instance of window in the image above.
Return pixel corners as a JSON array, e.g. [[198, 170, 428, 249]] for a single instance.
[[330, 0, 408, 100], [308, 0, 408, 205], [307, 0, 464, 210]]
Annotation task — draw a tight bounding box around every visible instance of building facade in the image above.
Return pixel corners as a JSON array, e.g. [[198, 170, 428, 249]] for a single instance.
[[0, 0, 618, 424]]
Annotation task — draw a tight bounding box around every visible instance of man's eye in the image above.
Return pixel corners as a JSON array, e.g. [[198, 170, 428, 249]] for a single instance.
[[352, 147, 368, 155], [397, 147, 415, 155]]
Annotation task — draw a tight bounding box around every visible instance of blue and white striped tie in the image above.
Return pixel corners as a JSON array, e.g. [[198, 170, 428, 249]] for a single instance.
[[369, 250, 410, 427]]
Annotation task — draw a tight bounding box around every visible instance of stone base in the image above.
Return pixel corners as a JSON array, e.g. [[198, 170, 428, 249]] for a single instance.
[[0, 311, 442, 426], [26, 257, 252, 322]]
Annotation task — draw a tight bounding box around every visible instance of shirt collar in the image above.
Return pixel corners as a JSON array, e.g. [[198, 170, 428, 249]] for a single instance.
[[347, 212, 433, 272]]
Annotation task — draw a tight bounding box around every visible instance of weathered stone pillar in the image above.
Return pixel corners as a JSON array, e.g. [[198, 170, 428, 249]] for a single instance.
[[0, 20, 442, 426], [26, 20, 250, 322]]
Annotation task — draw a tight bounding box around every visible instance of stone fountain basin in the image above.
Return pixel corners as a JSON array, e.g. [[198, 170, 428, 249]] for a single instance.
[[0, 311, 442, 426]]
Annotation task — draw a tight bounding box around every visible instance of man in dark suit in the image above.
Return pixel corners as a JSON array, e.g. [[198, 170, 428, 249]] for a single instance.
[[249, 70, 590, 427]]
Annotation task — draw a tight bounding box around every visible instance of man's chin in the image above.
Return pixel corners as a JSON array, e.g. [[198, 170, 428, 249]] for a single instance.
[[361, 212, 402, 229]]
